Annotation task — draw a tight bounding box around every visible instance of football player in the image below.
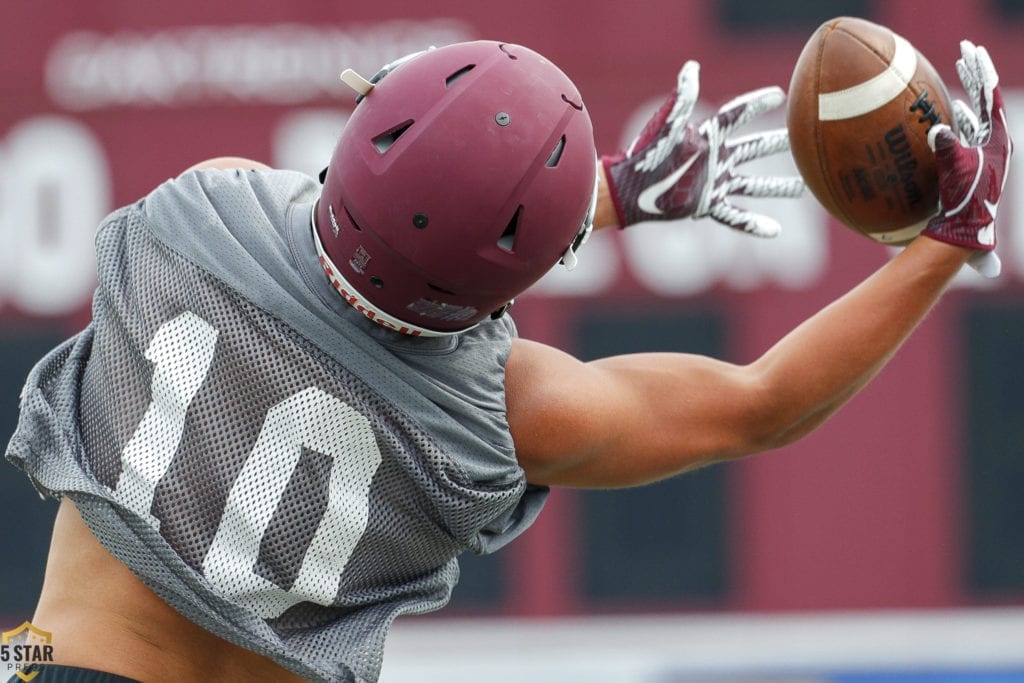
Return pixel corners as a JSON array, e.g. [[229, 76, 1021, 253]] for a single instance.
[[5, 39, 1010, 682]]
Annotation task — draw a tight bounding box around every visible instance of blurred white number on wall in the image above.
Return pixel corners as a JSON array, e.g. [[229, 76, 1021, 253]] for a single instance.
[[0, 116, 109, 315]]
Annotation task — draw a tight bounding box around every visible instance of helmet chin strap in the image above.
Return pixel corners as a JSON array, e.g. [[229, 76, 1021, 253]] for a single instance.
[[340, 69, 374, 97]]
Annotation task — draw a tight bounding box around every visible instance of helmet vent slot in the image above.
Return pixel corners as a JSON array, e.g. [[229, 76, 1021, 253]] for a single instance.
[[373, 120, 414, 153], [445, 65, 476, 88], [497, 206, 522, 253], [344, 206, 362, 232], [545, 136, 566, 167], [428, 283, 457, 295]]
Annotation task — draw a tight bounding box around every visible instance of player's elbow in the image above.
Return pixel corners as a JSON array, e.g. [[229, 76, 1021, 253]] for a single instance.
[[725, 374, 825, 458]]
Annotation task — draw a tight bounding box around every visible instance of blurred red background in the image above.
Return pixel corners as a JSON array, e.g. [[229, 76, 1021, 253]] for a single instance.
[[2, 0, 1023, 622]]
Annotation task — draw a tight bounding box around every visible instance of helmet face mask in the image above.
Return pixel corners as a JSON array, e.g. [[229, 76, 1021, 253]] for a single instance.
[[316, 40, 598, 336]]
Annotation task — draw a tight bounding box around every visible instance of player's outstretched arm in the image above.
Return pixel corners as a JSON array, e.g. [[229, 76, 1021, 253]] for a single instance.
[[509, 41, 1012, 489], [506, 237, 970, 488]]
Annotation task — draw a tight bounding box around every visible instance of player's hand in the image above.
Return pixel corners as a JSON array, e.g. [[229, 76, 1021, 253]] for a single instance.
[[922, 41, 1013, 279], [601, 60, 804, 237]]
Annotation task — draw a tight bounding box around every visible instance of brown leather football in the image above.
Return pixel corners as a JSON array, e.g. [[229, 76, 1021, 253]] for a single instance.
[[787, 17, 954, 245]]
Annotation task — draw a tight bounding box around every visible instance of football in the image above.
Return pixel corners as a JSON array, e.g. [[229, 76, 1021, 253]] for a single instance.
[[787, 17, 954, 244]]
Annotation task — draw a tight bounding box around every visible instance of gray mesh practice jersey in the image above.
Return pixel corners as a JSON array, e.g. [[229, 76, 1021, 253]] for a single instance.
[[5, 169, 547, 683]]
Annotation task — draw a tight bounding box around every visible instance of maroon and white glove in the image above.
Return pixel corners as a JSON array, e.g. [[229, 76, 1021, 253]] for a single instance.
[[601, 61, 804, 237], [923, 41, 1013, 278]]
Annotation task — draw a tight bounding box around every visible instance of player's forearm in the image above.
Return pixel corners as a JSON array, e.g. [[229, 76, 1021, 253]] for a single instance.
[[746, 237, 970, 450]]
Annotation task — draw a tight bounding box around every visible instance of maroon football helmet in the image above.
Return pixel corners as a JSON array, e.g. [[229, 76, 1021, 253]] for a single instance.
[[314, 40, 598, 336]]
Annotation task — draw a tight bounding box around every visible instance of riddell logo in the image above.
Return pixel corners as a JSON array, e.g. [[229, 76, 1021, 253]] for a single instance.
[[1, 622, 54, 681]]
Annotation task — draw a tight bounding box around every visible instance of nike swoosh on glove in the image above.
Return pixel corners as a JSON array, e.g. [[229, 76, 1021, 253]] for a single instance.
[[601, 60, 804, 237]]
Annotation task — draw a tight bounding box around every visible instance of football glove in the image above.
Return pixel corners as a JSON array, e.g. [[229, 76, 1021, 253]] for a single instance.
[[922, 41, 1013, 279], [601, 60, 804, 237]]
